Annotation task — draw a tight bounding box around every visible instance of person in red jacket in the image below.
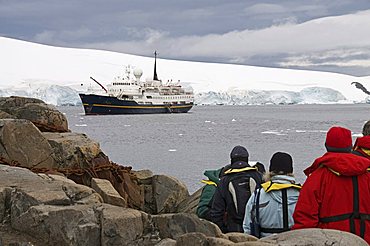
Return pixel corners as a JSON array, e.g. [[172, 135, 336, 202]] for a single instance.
[[353, 120, 370, 159], [292, 126, 370, 244]]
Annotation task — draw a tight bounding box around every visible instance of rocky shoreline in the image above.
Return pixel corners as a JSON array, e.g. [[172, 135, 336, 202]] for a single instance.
[[0, 96, 367, 246]]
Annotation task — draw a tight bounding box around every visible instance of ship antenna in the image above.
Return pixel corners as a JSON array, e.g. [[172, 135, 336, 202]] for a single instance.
[[153, 51, 159, 81]]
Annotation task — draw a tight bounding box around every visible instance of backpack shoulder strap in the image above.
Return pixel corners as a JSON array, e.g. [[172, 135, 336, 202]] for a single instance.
[[256, 188, 261, 222], [281, 189, 289, 231]]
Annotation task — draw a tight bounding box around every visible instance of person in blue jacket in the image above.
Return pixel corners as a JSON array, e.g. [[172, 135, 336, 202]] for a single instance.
[[243, 152, 301, 238]]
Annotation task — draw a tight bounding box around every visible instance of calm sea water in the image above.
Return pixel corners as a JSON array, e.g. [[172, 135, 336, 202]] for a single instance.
[[58, 104, 370, 193]]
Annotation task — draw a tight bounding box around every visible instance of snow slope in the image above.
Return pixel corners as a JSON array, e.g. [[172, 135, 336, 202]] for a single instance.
[[2, 37, 370, 105]]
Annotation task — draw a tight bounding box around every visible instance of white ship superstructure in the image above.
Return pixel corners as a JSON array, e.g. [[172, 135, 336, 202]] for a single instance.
[[106, 65, 194, 106]]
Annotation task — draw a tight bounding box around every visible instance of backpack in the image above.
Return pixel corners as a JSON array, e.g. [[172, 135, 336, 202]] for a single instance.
[[225, 170, 261, 223]]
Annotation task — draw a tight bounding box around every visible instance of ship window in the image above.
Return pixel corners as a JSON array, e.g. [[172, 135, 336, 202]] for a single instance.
[[146, 96, 152, 99]]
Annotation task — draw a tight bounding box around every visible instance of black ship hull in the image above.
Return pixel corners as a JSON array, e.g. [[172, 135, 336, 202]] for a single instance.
[[79, 94, 193, 115]]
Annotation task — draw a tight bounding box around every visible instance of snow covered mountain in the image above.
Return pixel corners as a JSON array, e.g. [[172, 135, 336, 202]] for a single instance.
[[2, 37, 370, 106]]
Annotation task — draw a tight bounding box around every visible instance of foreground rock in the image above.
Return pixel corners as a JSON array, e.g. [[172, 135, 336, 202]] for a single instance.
[[261, 228, 368, 245], [0, 119, 58, 169], [0, 117, 143, 209], [0, 96, 68, 132], [42, 131, 107, 169]]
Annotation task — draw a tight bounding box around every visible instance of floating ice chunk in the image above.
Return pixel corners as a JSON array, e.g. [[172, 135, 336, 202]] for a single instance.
[[295, 130, 306, 133], [124, 125, 131, 127], [168, 149, 177, 152], [205, 120, 211, 123], [353, 133, 362, 137], [179, 133, 183, 136], [232, 119, 236, 122], [262, 130, 287, 136], [261, 130, 279, 134], [75, 124, 87, 127]]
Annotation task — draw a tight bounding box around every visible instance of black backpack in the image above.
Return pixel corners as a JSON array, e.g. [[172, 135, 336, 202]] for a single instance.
[[226, 172, 261, 222]]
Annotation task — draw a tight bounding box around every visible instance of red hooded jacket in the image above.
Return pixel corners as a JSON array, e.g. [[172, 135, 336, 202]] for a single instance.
[[292, 152, 370, 244], [353, 135, 370, 159]]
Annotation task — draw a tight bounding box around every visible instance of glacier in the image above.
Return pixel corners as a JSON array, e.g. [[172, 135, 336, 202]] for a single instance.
[[1, 83, 366, 106], [0, 84, 81, 106], [195, 87, 350, 105]]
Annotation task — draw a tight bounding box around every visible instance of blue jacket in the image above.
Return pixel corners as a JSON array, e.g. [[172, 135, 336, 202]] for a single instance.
[[243, 175, 300, 237]]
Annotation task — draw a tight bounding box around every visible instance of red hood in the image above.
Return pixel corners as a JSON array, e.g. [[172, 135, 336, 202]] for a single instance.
[[304, 152, 370, 176], [354, 135, 370, 149]]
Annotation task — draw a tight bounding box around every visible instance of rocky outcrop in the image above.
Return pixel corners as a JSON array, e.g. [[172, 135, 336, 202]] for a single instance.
[[135, 170, 193, 214], [0, 96, 68, 132], [177, 187, 202, 214], [91, 178, 127, 207], [0, 117, 143, 210], [42, 131, 105, 169], [152, 175, 189, 214], [261, 228, 368, 245], [152, 213, 224, 240], [0, 119, 58, 169]]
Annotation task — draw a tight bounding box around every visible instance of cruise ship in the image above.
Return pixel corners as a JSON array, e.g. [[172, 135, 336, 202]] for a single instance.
[[79, 52, 194, 115]]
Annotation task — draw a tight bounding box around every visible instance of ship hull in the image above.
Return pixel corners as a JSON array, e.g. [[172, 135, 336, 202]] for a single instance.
[[79, 94, 193, 115]]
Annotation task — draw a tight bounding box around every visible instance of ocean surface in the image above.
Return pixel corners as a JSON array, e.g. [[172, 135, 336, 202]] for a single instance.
[[58, 104, 370, 193]]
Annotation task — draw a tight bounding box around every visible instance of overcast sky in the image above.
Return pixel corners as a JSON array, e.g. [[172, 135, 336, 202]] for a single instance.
[[2, 0, 370, 76]]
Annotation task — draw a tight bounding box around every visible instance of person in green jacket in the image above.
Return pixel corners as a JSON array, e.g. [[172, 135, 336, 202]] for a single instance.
[[196, 167, 224, 221]]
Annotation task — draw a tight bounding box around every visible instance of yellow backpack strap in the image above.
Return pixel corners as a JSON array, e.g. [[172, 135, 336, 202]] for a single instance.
[[201, 180, 217, 186], [328, 167, 369, 175], [360, 148, 370, 156], [327, 167, 341, 176], [223, 166, 257, 175], [261, 181, 302, 192]]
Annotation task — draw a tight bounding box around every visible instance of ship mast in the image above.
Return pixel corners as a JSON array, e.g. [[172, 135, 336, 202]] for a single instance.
[[153, 51, 159, 81]]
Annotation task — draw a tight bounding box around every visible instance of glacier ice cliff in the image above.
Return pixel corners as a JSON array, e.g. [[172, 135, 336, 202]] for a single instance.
[[1, 84, 368, 106]]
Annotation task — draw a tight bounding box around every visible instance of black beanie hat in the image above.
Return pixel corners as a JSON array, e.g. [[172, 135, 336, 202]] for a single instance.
[[269, 152, 293, 174], [230, 145, 249, 164]]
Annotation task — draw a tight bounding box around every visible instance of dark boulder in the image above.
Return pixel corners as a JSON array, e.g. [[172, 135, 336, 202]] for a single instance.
[[0, 96, 68, 132]]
